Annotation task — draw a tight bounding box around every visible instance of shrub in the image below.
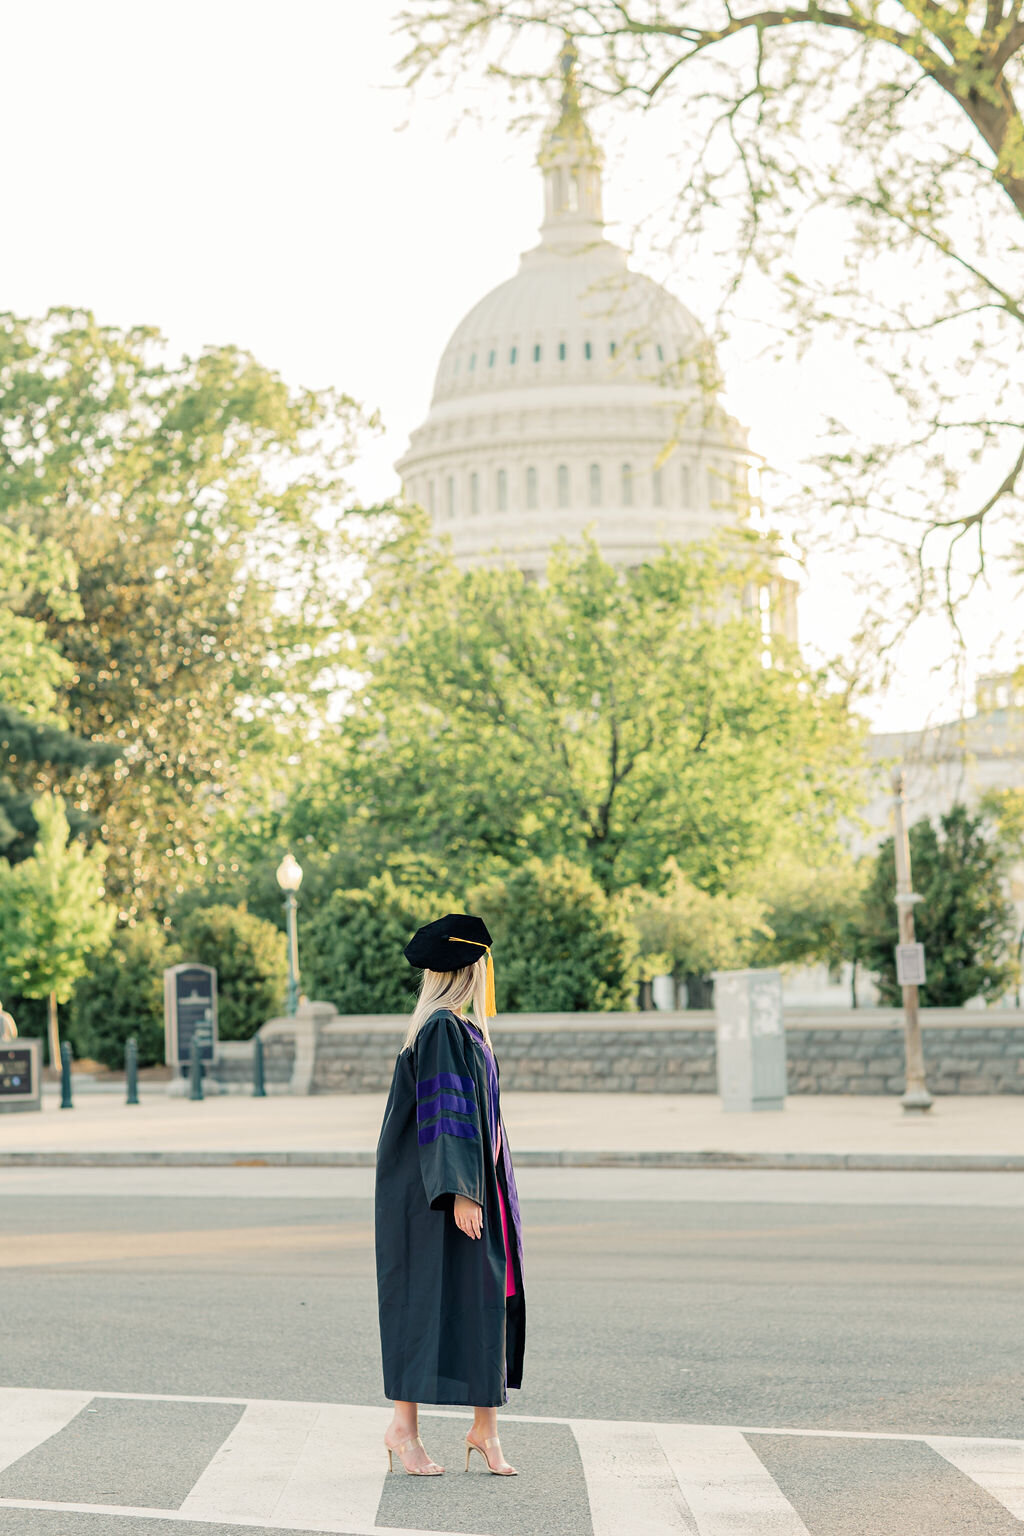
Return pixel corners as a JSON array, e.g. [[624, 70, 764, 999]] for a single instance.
[[470, 856, 636, 1012], [71, 919, 180, 1069], [301, 872, 442, 1014], [177, 904, 287, 1040]]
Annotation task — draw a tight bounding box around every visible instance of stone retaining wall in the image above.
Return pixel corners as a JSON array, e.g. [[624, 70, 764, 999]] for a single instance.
[[252, 1005, 1024, 1095]]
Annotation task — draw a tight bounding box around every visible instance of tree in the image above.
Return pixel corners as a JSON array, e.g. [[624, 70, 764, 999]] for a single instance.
[[301, 871, 450, 1014], [628, 859, 767, 1007], [177, 905, 287, 1041], [399, 6, 1024, 640], [859, 803, 1017, 1005], [0, 522, 116, 860], [750, 854, 870, 1005], [0, 794, 117, 1065], [302, 528, 866, 897], [72, 919, 181, 1070], [0, 524, 79, 717], [0, 308, 375, 915], [469, 855, 637, 1011]]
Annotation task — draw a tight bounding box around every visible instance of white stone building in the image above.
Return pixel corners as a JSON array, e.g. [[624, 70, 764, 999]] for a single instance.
[[396, 46, 796, 643]]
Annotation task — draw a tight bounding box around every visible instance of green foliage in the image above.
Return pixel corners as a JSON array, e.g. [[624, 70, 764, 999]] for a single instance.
[[0, 308, 374, 916], [301, 870, 448, 1014], [0, 524, 80, 717], [177, 904, 287, 1041], [628, 859, 767, 983], [71, 919, 180, 1070], [303, 530, 866, 898], [859, 804, 1017, 1006], [469, 856, 636, 1012], [0, 705, 117, 863], [0, 793, 117, 1061], [750, 855, 869, 971]]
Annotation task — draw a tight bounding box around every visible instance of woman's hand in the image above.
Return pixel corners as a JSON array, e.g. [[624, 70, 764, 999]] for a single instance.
[[453, 1194, 483, 1239]]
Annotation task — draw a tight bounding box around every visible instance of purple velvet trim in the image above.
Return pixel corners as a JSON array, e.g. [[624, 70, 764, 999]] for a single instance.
[[417, 1117, 479, 1145], [417, 1071, 475, 1100], [417, 1092, 475, 1121]]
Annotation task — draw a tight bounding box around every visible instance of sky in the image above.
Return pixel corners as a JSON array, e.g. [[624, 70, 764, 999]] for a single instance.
[[2, 0, 1018, 733]]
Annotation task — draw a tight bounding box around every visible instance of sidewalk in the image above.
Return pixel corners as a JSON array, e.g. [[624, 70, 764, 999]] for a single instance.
[[0, 1090, 1020, 1169]]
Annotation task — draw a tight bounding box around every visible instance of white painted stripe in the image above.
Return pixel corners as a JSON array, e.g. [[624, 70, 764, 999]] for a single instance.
[[657, 1424, 812, 1536], [0, 1387, 94, 1473], [179, 1400, 321, 1522], [572, 1419, 697, 1535], [928, 1436, 1024, 1521], [0, 1497, 493, 1535], [261, 1402, 392, 1530], [60, 1388, 1024, 1448]]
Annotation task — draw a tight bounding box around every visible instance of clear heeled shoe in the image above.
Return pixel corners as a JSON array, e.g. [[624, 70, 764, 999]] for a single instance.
[[465, 1432, 517, 1475], [385, 1433, 444, 1475]]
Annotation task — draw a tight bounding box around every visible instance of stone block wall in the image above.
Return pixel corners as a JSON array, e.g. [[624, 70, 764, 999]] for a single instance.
[[257, 1007, 1024, 1094]]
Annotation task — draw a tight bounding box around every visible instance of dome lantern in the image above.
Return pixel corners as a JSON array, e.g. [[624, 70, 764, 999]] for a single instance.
[[537, 39, 604, 247]]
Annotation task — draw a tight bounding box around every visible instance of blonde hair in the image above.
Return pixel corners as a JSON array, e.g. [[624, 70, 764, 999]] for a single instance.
[[403, 957, 493, 1052]]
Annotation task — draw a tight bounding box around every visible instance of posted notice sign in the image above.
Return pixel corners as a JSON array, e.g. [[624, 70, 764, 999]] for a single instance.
[[164, 964, 218, 1068], [0, 1040, 42, 1113], [895, 943, 927, 987]]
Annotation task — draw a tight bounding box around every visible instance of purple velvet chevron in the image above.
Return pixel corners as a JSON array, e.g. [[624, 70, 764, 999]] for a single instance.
[[417, 1117, 478, 1145], [416, 1092, 475, 1121], [416, 1072, 475, 1100]]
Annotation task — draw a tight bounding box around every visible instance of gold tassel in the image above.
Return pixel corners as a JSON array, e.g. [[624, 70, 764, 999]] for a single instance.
[[485, 949, 497, 1019]]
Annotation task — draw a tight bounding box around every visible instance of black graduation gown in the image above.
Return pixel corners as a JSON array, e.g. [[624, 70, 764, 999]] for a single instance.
[[375, 1007, 526, 1407]]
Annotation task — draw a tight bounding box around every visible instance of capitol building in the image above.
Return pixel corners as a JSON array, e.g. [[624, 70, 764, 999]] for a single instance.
[[397, 46, 796, 644]]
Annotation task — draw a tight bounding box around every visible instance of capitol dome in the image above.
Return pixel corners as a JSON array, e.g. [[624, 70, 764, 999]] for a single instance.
[[396, 47, 756, 577]]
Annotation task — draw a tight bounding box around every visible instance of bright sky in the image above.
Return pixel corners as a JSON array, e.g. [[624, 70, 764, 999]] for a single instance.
[[3, 0, 1017, 732]]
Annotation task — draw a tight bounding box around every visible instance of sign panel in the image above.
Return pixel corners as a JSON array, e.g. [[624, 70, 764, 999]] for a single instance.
[[0, 1040, 41, 1112], [164, 964, 218, 1068], [895, 943, 927, 987]]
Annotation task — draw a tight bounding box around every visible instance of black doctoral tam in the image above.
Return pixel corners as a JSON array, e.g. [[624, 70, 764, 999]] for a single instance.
[[404, 913, 492, 973]]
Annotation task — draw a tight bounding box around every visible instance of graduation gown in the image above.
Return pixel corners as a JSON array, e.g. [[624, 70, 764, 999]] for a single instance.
[[375, 1007, 526, 1407]]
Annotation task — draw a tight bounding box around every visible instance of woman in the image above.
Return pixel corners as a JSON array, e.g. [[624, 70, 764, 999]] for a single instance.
[[375, 912, 526, 1477]]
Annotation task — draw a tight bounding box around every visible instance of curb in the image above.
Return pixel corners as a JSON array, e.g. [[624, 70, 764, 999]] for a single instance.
[[1, 1149, 1023, 1171]]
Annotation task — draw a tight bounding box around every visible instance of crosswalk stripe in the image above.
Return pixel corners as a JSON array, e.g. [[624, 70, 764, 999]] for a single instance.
[[265, 1403, 391, 1530], [0, 1499, 494, 1536], [181, 1400, 398, 1531], [657, 1425, 813, 1536], [178, 1400, 323, 1523], [571, 1419, 698, 1535], [0, 1387, 94, 1474], [927, 1436, 1024, 1522]]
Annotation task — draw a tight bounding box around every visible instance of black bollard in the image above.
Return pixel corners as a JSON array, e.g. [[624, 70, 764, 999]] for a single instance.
[[60, 1040, 73, 1109], [252, 1034, 266, 1098], [125, 1035, 139, 1105], [188, 1035, 204, 1101]]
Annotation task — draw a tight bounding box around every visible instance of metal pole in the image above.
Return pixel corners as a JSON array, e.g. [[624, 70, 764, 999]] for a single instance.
[[284, 890, 300, 1015], [125, 1036, 139, 1106], [59, 1040, 73, 1110], [253, 1034, 266, 1097], [892, 769, 933, 1113], [188, 1035, 204, 1101]]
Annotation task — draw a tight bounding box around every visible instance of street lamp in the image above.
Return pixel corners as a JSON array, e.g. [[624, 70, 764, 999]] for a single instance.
[[276, 853, 303, 1016]]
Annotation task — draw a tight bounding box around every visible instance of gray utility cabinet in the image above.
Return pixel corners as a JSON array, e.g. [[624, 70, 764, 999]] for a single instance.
[[713, 968, 787, 1112]]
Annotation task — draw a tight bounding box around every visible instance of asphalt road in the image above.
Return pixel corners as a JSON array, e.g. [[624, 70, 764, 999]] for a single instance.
[[1, 1166, 1022, 1536]]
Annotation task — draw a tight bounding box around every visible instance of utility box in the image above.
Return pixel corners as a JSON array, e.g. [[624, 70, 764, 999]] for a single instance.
[[0, 1039, 42, 1113], [712, 968, 786, 1112]]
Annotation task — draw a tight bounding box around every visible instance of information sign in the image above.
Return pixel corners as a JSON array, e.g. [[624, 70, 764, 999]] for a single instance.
[[895, 943, 927, 987], [0, 1040, 41, 1112], [164, 964, 218, 1068]]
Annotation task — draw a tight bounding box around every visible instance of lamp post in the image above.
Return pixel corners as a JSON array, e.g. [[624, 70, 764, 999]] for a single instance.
[[891, 770, 933, 1113], [276, 853, 303, 1016]]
